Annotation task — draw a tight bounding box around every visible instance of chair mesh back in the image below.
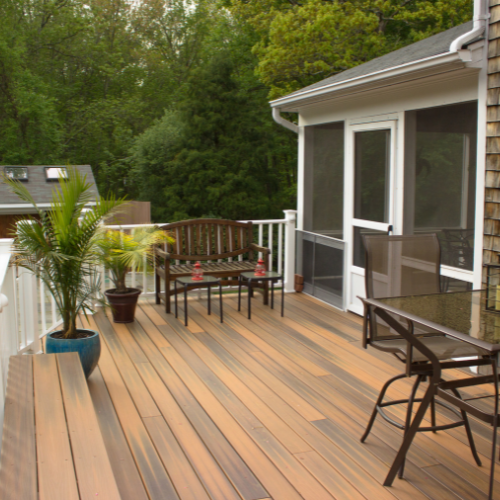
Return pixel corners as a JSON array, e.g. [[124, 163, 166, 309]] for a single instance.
[[363, 234, 441, 342]]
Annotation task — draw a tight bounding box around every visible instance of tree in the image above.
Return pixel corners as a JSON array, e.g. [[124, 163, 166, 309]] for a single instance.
[[229, 0, 474, 98], [128, 16, 297, 222]]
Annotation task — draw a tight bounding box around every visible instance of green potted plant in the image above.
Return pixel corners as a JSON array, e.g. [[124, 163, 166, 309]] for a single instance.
[[96, 227, 173, 323], [5, 168, 124, 378]]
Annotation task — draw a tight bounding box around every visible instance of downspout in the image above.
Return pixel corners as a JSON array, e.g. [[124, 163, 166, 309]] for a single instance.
[[272, 108, 299, 133], [449, 0, 488, 52]]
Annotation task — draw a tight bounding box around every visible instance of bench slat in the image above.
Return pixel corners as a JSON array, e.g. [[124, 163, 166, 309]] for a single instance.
[[34, 354, 80, 500], [88, 368, 149, 500], [0, 356, 37, 500], [57, 352, 121, 500]]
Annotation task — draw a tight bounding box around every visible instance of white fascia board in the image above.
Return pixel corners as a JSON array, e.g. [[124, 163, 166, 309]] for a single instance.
[[270, 51, 466, 109], [0, 202, 97, 215]]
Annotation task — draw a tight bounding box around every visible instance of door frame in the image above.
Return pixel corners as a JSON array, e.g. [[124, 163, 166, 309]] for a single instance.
[[344, 119, 402, 314]]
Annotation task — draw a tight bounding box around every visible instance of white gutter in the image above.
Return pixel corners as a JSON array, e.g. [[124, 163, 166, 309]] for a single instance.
[[449, 0, 488, 52], [272, 108, 299, 133], [271, 51, 468, 108]]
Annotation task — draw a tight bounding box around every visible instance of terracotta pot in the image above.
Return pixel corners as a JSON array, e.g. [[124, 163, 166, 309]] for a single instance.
[[105, 288, 141, 323]]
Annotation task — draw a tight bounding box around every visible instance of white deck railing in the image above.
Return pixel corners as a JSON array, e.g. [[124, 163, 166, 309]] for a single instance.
[[0, 210, 297, 360]]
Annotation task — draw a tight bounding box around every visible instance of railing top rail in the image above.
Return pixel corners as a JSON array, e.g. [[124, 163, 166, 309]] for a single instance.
[[239, 219, 287, 224], [103, 218, 290, 230]]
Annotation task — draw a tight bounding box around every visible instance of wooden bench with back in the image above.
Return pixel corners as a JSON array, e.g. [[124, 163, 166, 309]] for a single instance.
[[155, 219, 271, 313]]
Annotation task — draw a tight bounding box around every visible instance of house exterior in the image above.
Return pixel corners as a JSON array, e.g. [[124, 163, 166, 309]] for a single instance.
[[270, 0, 494, 315], [0, 165, 98, 238]]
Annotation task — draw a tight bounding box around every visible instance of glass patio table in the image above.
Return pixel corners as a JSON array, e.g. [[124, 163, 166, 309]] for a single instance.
[[370, 289, 500, 352], [361, 289, 500, 498]]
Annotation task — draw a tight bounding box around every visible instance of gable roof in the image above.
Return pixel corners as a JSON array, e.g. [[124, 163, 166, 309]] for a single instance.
[[0, 165, 98, 211], [271, 21, 478, 108]]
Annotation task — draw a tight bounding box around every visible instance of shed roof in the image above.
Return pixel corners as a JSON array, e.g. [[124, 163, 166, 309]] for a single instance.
[[273, 21, 475, 103], [0, 165, 98, 208]]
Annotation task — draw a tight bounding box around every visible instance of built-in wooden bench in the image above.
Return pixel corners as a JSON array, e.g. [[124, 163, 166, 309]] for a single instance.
[[0, 353, 121, 500]]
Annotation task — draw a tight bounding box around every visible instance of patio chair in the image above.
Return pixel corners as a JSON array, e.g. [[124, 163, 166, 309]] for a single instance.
[[360, 233, 488, 477]]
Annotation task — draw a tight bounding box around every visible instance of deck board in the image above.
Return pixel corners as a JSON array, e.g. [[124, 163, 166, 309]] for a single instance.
[[0, 356, 37, 500], [84, 292, 500, 500]]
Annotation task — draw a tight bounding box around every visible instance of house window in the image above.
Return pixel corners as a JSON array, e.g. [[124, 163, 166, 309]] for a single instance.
[[303, 122, 344, 238], [404, 102, 477, 271], [4, 166, 28, 181], [45, 167, 68, 182]]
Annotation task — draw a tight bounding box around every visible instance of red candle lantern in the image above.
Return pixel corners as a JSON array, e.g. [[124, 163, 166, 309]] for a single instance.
[[254, 258, 266, 277], [192, 261, 204, 281]]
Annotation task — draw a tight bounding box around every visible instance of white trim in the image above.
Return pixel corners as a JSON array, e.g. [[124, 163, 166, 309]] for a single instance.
[[352, 219, 390, 231], [297, 126, 305, 231], [441, 265, 474, 283], [345, 120, 399, 312]]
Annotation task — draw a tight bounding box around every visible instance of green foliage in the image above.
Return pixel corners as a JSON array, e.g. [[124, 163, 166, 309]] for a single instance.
[[5, 168, 125, 338], [128, 18, 297, 222], [0, 0, 474, 222], [229, 0, 473, 98], [96, 226, 173, 293]]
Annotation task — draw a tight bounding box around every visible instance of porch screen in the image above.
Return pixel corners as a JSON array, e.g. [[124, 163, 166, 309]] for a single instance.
[[303, 122, 344, 238], [404, 101, 477, 270]]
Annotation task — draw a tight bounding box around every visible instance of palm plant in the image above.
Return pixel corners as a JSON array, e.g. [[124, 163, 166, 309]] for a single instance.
[[5, 168, 124, 339], [96, 227, 173, 294]]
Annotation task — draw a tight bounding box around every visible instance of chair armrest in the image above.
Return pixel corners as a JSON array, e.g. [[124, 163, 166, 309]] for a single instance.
[[249, 243, 271, 254], [156, 248, 171, 260]]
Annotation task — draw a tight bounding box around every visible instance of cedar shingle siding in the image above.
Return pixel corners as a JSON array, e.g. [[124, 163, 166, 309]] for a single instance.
[[485, 0, 500, 277]]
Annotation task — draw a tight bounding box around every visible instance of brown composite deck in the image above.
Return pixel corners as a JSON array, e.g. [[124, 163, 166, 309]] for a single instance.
[[80, 292, 500, 500]]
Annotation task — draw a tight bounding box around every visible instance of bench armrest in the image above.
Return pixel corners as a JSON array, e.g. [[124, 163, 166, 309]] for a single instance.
[[249, 243, 271, 255], [156, 248, 171, 260]]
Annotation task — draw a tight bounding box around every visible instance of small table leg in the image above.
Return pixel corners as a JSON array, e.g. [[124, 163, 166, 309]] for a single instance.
[[248, 279, 252, 320], [208, 285, 211, 315], [238, 276, 242, 311], [184, 284, 188, 327], [175, 280, 178, 318], [281, 280, 284, 317], [271, 280, 274, 309], [219, 282, 223, 323]]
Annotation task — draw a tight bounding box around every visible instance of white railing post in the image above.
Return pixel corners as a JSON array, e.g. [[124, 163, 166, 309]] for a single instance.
[[283, 210, 297, 293], [18, 268, 41, 353]]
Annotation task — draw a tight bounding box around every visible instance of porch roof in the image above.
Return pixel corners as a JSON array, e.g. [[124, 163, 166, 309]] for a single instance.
[[271, 21, 480, 111]]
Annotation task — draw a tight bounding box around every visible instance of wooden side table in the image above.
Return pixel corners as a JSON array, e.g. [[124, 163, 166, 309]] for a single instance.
[[175, 276, 223, 326], [238, 271, 284, 320]]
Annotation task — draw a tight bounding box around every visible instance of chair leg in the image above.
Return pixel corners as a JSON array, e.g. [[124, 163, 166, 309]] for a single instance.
[[430, 396, 436, 432], [384, 383, 435, 486], [166, 283, 171, 314], [399, 374, 423, 479], [361, 373, 407, 443], [449, 386, 482, 467]]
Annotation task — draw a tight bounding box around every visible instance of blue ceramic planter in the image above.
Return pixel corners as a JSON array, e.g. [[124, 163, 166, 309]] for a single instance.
[[45, 329, 101, 379]]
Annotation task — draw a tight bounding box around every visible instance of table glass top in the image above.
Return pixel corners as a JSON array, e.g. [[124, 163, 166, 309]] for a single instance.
[[241, 271, 282, 279], [376, 289, 500, 346], [176, 276, 219, 284]]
